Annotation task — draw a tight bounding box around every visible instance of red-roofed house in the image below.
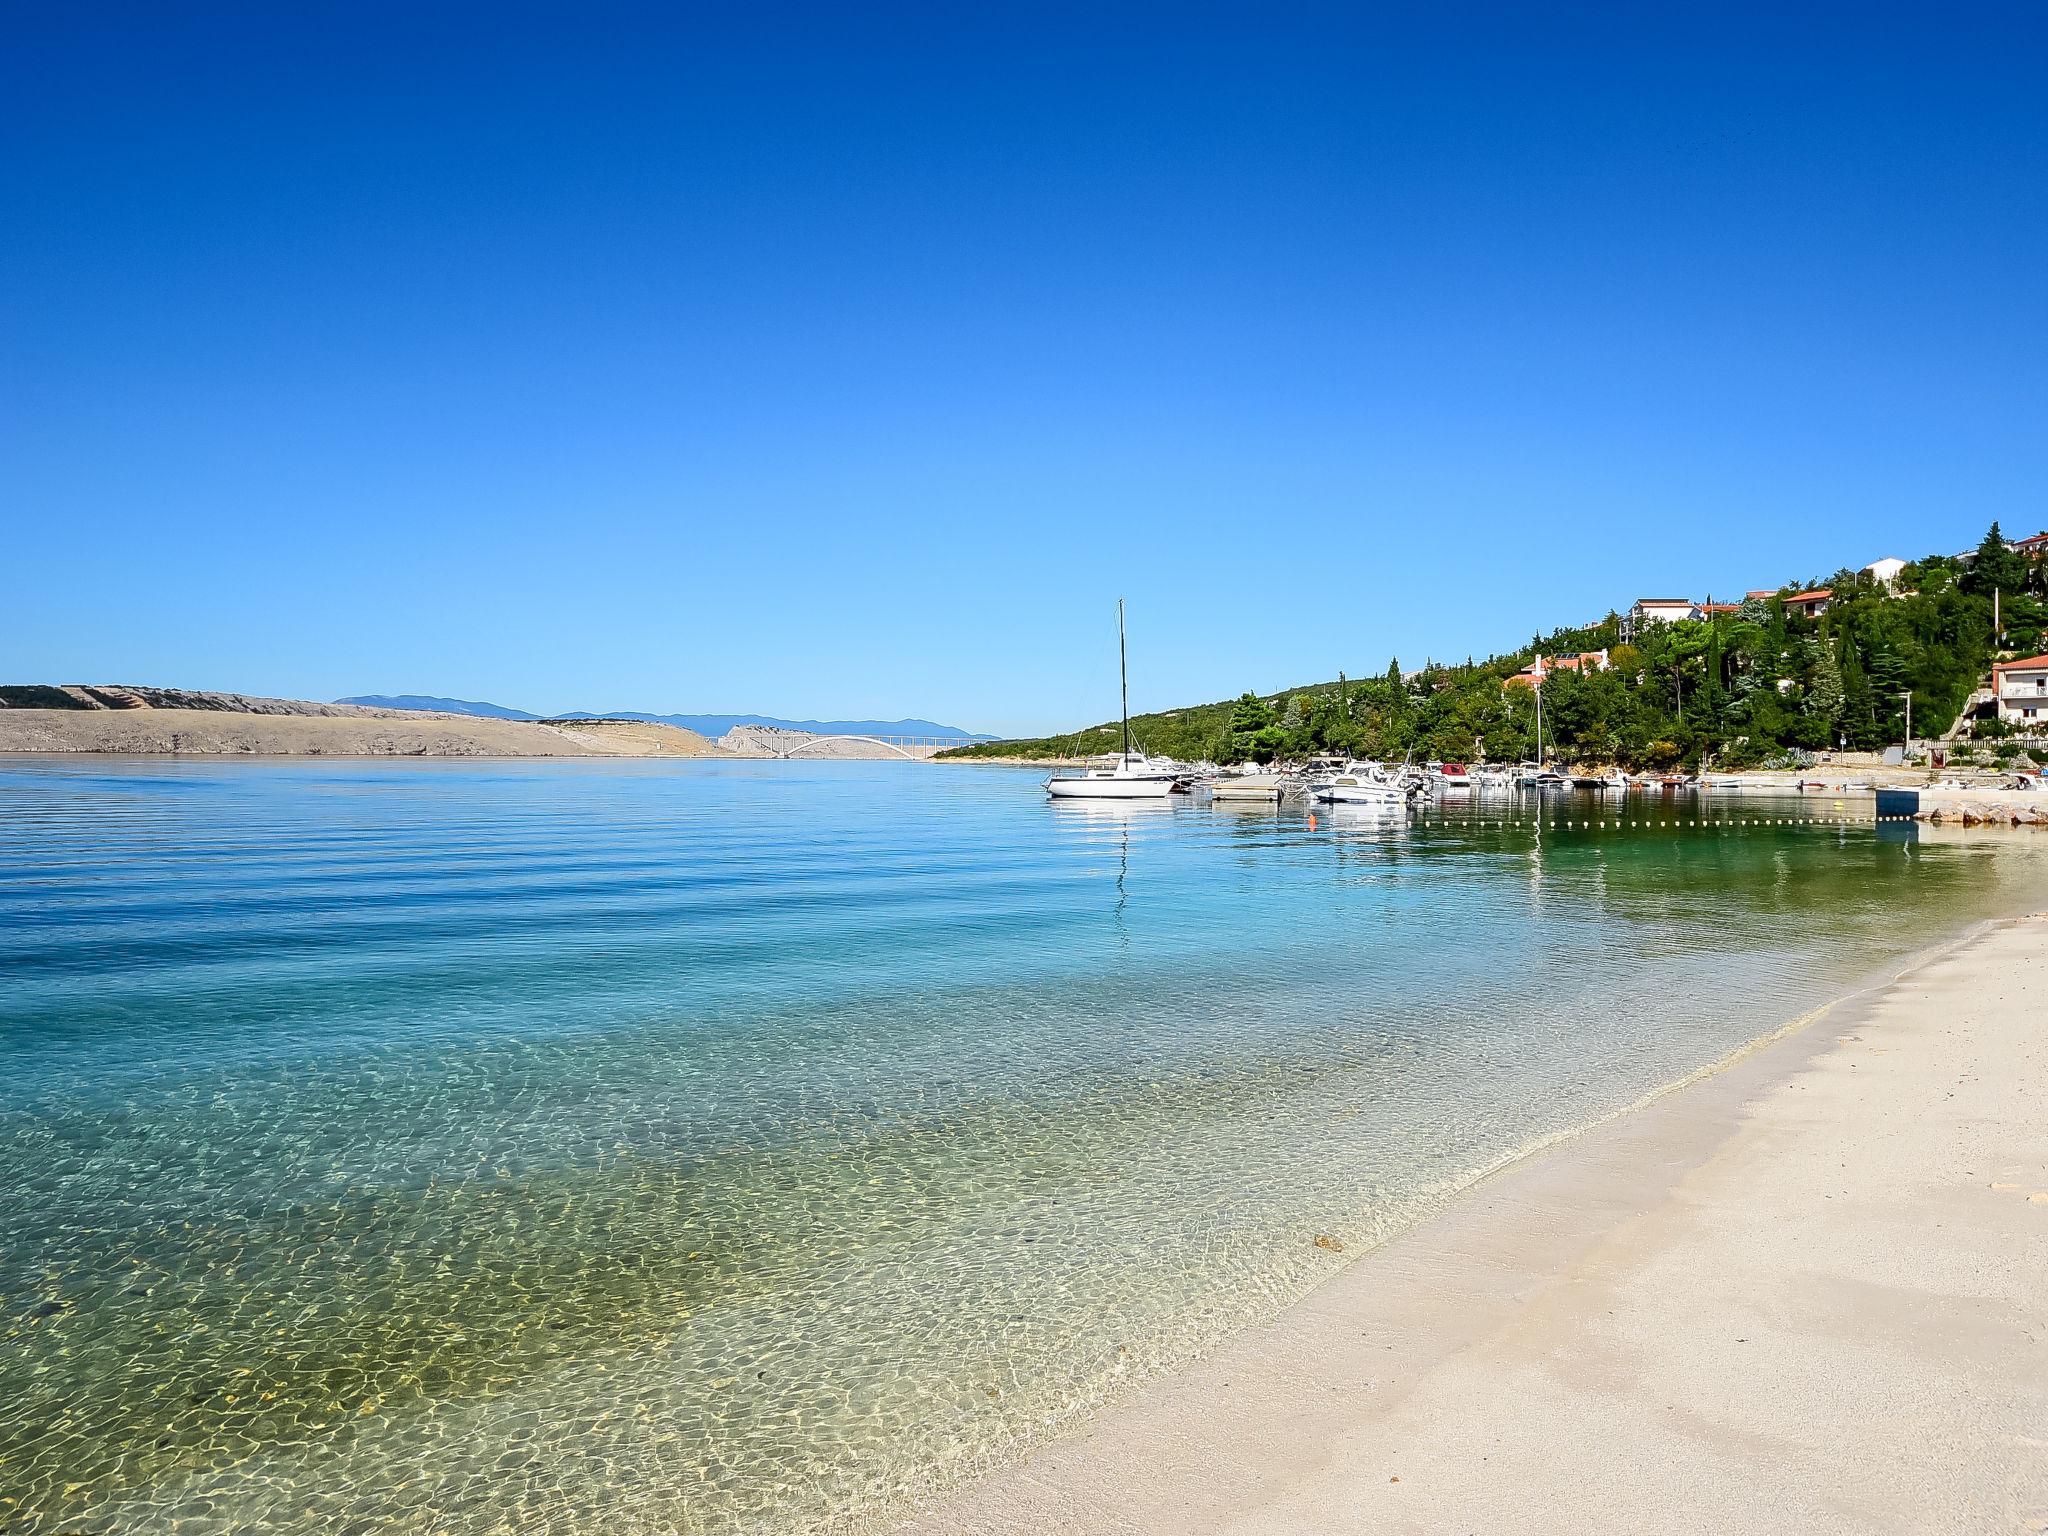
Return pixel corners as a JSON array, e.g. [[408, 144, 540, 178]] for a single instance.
[[1744, 589, 1778, 602], [1994, 655, 2048, 727], [1784, 588, 1833, 619], [1503, 650, 1611, 689], [2014, 531, 2048, 560]]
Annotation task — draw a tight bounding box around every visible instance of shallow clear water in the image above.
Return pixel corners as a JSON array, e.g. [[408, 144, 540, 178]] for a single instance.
[[3, 758, 2043, 1534]]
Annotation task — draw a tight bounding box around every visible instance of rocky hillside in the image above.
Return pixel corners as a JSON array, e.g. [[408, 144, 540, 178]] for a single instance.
[[0, 686, 725, 757], [1, 685, 415, 717]]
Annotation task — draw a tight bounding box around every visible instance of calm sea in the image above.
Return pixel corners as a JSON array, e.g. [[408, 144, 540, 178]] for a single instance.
[[3, 757, 2042, 1534]]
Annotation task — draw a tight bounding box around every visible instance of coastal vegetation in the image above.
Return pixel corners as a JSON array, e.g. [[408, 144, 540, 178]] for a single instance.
[[945, 525, 2047, 770]]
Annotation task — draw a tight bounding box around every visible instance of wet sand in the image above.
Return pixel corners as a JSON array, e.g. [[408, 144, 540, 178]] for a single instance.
[[903, 914, 2048, 1535]]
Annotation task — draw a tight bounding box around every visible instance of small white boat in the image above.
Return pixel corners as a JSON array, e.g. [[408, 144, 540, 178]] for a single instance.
[[1432, 762, 1475, 791], [1314, 769, 1407, 806], [1571, 771, 1629, 791], [1045, 602, 1178, 801]]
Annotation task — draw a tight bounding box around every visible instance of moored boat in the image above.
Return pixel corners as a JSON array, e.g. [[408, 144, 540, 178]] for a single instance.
[[1047, 753, 1179, 799], [1571, 770, 1628, 790], [1045, 602, 1177, 801], [1314, 766, 1408, 806]]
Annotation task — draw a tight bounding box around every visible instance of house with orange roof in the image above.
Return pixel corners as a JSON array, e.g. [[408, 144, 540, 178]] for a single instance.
[[1784, 588, 1833, 619], [1503, 650, 1611, 689]]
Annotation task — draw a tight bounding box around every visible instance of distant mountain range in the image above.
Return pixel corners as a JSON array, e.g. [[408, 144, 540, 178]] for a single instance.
[[341, 694, 542, 720], [337, 696, 993, 741]]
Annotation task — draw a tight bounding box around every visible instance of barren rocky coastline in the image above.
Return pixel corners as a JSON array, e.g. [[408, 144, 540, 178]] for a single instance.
[[0, 688, 725, 758]]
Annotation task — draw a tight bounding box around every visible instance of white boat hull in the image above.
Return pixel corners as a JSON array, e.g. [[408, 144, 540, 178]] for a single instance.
[[1046, 775, 1176, 799], [1315, 784, 1407, 806]]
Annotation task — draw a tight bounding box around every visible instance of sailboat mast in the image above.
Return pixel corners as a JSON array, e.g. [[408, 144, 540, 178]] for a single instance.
[[1118, 598, 1131, 761]]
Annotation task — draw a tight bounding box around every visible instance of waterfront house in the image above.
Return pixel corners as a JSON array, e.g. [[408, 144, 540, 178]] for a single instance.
[[1993, 654, 2048, 727], [1784, 588, 1833, 619]]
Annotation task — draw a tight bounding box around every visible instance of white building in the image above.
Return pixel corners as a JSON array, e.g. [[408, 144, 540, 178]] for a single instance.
[[1993, 654, 2048, 728], [1862, 556, 1907, 589], [1622, 598, 1698, 639]]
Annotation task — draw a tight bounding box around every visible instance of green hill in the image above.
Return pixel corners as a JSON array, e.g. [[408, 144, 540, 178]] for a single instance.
[[945, 526, 2046, 771]]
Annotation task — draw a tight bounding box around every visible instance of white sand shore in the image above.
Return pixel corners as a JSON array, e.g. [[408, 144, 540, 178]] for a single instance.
[[903, 915, 2048, 1535]]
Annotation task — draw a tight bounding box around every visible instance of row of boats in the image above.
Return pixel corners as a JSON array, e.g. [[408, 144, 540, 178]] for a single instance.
[[1042, 604, 1824, 805], [1045, 752, 1697, 803]]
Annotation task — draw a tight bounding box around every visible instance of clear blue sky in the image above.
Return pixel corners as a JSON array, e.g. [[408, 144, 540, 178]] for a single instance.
[[7, 3, 2043, 735]]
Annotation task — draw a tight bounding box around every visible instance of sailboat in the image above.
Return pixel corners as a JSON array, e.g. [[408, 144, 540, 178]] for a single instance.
[[1517, 660, 1569, 788], [1046, 601, 1179, 800]]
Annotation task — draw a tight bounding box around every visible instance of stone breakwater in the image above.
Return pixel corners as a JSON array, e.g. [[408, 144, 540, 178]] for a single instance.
[[1875, 786, 2048, 826]]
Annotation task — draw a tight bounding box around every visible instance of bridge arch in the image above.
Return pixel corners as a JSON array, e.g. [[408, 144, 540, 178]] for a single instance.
[[777, 734, 924, 760]]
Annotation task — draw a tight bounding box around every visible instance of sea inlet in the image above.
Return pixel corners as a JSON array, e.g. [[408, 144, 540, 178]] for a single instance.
[[4, 757, 2042, 1533]]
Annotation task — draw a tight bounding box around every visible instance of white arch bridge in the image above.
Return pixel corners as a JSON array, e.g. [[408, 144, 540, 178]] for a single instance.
[[773, 734, 966, 760]]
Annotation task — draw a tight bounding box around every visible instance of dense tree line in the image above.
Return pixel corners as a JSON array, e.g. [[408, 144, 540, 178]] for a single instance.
[[945, 524, 2047, 770]]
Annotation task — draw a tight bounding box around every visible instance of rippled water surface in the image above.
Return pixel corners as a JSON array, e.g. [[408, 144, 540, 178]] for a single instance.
[[4, 757, 2044, 1534]]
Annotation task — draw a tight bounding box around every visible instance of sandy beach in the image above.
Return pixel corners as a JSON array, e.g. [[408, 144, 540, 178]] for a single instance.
[[903, 913, 2048, 1535]]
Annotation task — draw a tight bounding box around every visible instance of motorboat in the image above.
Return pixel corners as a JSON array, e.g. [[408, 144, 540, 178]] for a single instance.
[[1433, 762, 1475, 791], [1314, 766, 1408, 806], [1045, 602, 1178, 801], [1571, 771, 1628, 790], [1306, 755, 1375, 790], [1635, 773, 1693, 791]]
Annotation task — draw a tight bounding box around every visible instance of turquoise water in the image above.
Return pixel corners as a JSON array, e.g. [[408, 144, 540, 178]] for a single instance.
[[3, 757, 2044, 1534]]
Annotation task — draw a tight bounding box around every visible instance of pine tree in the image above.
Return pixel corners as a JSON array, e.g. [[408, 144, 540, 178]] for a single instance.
[[1964, 520, 2028, 598], [1806, 634, 1844, 733], [1869, 648, 1909, 735], [1841, 637, 1879, 749], [1229, 692, 1274, 734]]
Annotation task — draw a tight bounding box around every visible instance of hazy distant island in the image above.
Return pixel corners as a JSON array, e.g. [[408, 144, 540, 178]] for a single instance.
[[0, 687, 990, 759], [337, 695, 995, 741]]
